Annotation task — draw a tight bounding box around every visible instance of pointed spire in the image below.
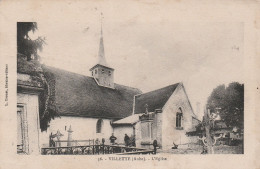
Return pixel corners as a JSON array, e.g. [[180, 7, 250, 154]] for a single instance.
[[98, 12, 108, 66]]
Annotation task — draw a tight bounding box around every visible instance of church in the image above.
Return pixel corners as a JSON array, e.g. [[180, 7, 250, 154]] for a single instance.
[[17, 24, 199, 154], [113, 83, 200, 150], [39, 28, 142, 146]]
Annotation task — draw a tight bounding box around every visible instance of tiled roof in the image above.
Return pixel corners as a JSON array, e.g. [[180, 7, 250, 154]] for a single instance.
[[134, 83, 180, 114], [42, 66, 142, 119], [113, 114, 141, 125]]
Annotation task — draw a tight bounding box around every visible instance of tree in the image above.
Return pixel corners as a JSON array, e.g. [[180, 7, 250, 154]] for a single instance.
[[17, 22, 58, 131], [17, 22, 45, 61], [207, 82, 244, 129], [186, 82, 244, 154]]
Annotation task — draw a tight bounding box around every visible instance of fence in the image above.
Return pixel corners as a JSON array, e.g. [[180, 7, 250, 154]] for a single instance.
[[41, 144, 153, 155], [54, 139, 95, 147]]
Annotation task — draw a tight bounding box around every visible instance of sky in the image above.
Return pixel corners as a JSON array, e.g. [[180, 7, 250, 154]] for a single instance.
[[28, 7, 244, 120]]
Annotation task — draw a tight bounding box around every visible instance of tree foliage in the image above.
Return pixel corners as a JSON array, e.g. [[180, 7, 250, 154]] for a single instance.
[[17, 22, 45, 61], [17, 22, 58, 131], [207, 82, 244, 129]]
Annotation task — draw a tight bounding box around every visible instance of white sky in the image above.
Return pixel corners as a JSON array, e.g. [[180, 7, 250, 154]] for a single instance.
[[28, 5, 244, 120]]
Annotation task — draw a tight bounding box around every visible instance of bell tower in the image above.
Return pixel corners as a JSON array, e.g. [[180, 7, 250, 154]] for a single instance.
[[90, 13, 114, 88]]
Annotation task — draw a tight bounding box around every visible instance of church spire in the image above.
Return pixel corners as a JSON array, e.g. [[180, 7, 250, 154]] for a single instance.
[[98, 12, 108, 66], [89, 12, 115, 89]]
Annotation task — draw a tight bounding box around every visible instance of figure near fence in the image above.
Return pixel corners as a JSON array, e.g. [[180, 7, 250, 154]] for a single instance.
[[109, 133, 117, 145], [124, 134, 130, 147]]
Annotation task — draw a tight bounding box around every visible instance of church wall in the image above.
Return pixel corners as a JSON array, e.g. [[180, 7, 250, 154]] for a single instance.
[[161, 84, 196, 150], [17, 93, 41, 155], [135, 121, 142, 147], [40, 116, 113, 147], [134, 112, 162, 149], [113, 125, 134, 145], [153, 112, 162, 147]]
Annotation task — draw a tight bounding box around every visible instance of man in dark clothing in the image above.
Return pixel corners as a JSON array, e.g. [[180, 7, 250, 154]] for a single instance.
[[109, 133, 117, 145], [153, 140, 158, 154], [124, 134, 130, 146]]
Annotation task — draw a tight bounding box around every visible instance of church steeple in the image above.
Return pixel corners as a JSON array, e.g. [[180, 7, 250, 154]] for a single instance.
[[90, 13, 115, 89], [97, 23, 108, 66]]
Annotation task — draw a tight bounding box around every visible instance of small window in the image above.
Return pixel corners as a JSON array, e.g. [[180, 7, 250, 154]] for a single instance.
[[108, 71, 111, 76], [96, 119, 103, 133], [92, 71, 93, 76], [176, 107, 183, 129], [101, 69, 104, 73], [95, 70, 97, 74]]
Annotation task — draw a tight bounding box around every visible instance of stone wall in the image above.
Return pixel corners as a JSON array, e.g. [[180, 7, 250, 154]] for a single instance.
[[161, 83, 197, 150], [154, 111, 162, 147], [135, 122, 142, 147]]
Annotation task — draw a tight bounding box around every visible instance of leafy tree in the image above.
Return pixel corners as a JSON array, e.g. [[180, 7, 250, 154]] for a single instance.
[[17, 22, 57, 131], [17, 22, 45, 61], [207, 82, 244, 129]]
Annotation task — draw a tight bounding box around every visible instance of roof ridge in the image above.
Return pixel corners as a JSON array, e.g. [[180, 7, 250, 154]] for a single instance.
[[43, 65, 91, 77], [136, 83, 180, 97], [43, 65, 141, 91]]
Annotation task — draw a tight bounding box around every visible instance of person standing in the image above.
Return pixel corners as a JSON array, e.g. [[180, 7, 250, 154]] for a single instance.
[[109, 133, 117, 145], [95, 138, 100, 154], [153, 140, 158, 154], [124, 134, 130, 147]]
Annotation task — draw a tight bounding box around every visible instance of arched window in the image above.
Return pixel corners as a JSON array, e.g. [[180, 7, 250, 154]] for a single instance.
[[96, 119, 103, 133], [176, 107, 183, 129]]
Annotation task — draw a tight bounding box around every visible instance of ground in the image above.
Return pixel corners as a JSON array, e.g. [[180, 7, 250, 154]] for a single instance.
[[158, 145, 243, 154]]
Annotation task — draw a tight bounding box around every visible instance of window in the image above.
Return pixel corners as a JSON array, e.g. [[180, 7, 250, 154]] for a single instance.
[[176, 107, 183, 129], [92, 71, 93, 76], [108, 71, 111, 76], [96, 119, 103, 133], [101, 69, 104, 73], [95, 69, 97, 74]]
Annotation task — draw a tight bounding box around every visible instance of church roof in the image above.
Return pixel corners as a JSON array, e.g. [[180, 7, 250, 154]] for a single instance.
[[134, 83, 180, 114], [112, 114, 141, 125], [42, 66, 142, 119]]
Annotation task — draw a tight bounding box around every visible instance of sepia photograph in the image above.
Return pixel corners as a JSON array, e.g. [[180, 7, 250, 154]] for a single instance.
[[17, 19, 244, 155], [0, 0, 259, 169]]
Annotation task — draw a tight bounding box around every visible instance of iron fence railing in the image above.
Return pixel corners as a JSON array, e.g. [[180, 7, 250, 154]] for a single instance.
[[54, 139, 95, 147], [41, 144, 153, 155]]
